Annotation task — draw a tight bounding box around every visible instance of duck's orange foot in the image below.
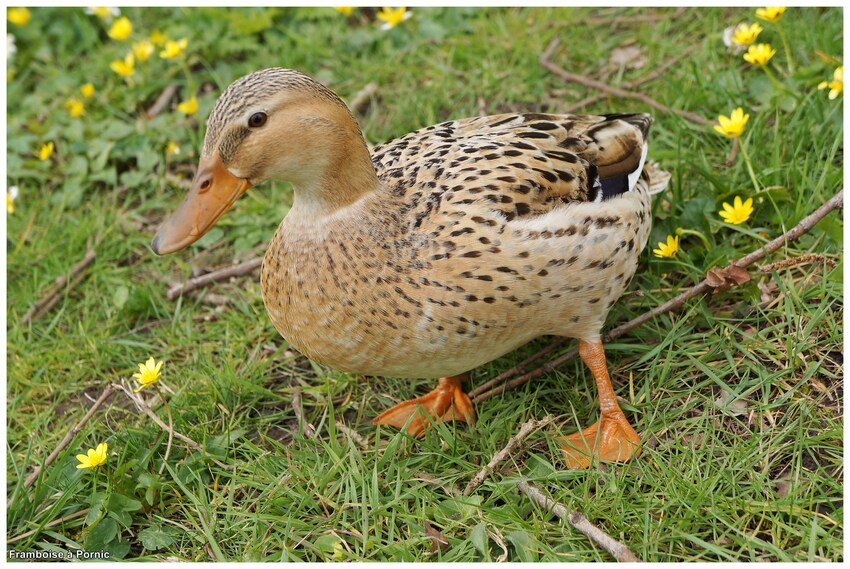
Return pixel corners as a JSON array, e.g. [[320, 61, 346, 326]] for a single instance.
[[372, 374, 475, 437], [559, 410, 641, 469]]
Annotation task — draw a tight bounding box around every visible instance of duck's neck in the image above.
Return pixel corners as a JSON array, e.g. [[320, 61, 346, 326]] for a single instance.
[[289, 123, 379, 219]]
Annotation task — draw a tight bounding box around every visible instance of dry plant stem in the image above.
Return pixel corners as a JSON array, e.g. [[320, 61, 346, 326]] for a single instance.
[[158, 395, 175, 476], [724, 137, 740, 166], [114, 383, 233, 471], [22, 248, 96, 325], [292, 387, 317, 439], [463, 416, 552, 496], [473, 188, 844, 403], [8, 508, 90, 545], [469, 339, 567, 398], [517, 481, 639, 562], [540, 37, 710, 126], [13, 384, 116, 507], [564, 52, 689, 113], [146, 84, 178, 118], [167, 257, 262, 300], [336, 421, 368, 449], [759, 254, 837, 272], [348, 81, 378, 115]]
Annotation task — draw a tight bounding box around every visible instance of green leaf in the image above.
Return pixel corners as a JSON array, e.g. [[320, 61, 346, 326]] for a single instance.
[[139, 525, 178, 551], [85, 517, 118, 550], [107, 493, 143, 513], [113, 285, 129, 310], [506, 529, 538, 562], [470, 522, 490, 559]]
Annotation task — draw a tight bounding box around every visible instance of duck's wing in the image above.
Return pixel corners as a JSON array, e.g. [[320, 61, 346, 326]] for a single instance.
[[370, 112, 655, 227]]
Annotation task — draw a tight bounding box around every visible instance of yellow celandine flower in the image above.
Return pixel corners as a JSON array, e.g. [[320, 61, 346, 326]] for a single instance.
[[133, 357, 163, 392], [719, 196, 754, 225], [743, 43, 776, 66], [652, 235, 680, 259], [7, 186, 18, 214], [713, 107, 749, 138], [80, 83, 95, 98], [149, 30, 168, 45], [334, 7, 355, 15], [132, 39, 154, 62], [165, 141, 181, 155], [376, 7, 411, 30], [110, 52, 135, 78], [731, 22, 763, 46], [85, 7, 120, 22], [7, 7, 31, 26], [177, 96, 198, 114], [107, 16, 132, 41], [76, 443, 108, 469], [159, 38, 188, 59], [818, 65, 843, 100], [755, 6, 786, 22], [64, 98, 85, 118], [38, 142, 54, 161]]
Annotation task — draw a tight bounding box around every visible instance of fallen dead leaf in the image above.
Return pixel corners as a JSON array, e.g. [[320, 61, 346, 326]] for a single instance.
[[423, 521, 450, 554]]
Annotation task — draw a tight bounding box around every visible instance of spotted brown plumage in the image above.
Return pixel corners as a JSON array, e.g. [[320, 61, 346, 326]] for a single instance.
[[151, 68, 671, 469]]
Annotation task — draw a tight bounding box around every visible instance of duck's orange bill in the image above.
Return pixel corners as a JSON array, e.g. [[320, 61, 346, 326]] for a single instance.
[[151, 153, 252, 255]]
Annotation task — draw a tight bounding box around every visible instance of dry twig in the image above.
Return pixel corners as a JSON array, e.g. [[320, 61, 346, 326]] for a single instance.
[[472, 188, 844, 403], [759, 253, 837, 272], [336, 421, 368, 449], [517, 480, 639, 562], [463, 416, 552, 496], [540, 37, 710, 126], [292, 387, 317, 439], [146, 84, 178, 119], [8, 508, 90, 545], [349, 81, 379, 115], [167, 257, 262, 300], [21, 249, 96, 325], [11, 384, 116, 508]]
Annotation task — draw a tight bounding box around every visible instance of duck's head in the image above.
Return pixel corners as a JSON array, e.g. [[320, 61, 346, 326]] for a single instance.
[[152, 68, 374, 255]]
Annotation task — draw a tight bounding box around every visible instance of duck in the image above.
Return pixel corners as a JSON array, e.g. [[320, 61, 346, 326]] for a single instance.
[[152, 68, 670, 469]]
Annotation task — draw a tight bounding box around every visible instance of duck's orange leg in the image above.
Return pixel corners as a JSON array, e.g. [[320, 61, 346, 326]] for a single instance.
[[372, 374, 475, 437], [560, 340, 641, 469]]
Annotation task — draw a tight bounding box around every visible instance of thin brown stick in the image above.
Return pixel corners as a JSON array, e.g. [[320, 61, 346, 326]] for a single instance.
[[292, 387, 317, 439], [167, 257, 262, 300], [348, 81, 378, 115], [146, 84, 178, 119], [7, 508, 90, 545], [469, 340, 567, 399], [541, 37, 710, 126], [759, 253, 837, 272], [12, 384, 116, 507], [724, 137, 740, 167], [22, 249, 96, 325], [574, 7, 686, 27], [463, 416, 552, 496], [114, 382, 233, 470], [517, 481, 639, 562], [564, 52, 689, 113], [336, 421, 368, 449], [473, 188, 843, 403]]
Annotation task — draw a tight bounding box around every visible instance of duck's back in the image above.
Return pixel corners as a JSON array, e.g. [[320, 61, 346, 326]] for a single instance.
[[263, 113, 662, 378]]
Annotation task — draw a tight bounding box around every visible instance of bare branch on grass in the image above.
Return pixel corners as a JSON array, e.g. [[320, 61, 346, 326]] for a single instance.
[[292, 387, 317, 439], [348, 82, 379, 115], [759, 253, 837, 272], [8, 508, 90, 545], [463, 416, 552, 496], [146, 84, 178, 119], [166, 257, 262, 300], [21, 249, 96, 325], [517, 480, 639, 562]]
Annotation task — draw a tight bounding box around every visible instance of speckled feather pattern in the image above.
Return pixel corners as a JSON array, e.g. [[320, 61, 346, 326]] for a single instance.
[[260, 111, 659, 378]]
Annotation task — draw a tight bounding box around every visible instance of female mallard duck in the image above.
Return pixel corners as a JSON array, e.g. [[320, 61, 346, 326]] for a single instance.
[[152, 68, 669, 469]]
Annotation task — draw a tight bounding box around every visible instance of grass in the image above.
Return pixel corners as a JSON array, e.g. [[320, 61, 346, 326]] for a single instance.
[[6, 6, 843, 562]]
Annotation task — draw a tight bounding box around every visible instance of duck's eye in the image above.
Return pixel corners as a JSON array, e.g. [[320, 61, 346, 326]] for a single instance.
[[248, 112, 268, 128]]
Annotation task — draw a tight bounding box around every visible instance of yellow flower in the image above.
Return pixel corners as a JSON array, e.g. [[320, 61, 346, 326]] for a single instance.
[[7, 7, 31, 26], [38, 142, 54, 161], [159, 38, 188, 59], [177, 96, 198, 115], [743, 43, 776, 66], [64, 98, 85, 118], [652, 235, 680, 259], [85, 7, 120, 22], [713, 107, 749, 138], [7, 186, 18, 214], [133, 357, 163, 392], [719, 196, 754, 225], [107, 16, 132, 41], [132, 39, 154, 62], [376, 7, 411, 30], [110, 52, 135, 78], [76, 443, 108, 469], [755, 6, 786, 22], [730, 22, 763, 46], [149, 30, 168, 45], [818, 66, 843, 100], [334, 7, 355, 15], [80, 83, 95, 98], [165, 141, 181, 155]]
